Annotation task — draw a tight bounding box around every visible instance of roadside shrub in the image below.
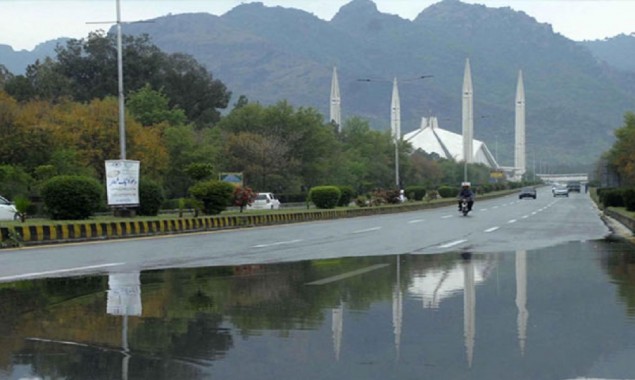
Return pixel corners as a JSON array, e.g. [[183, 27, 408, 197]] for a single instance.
[[602, 188, 624, 207], [277, 193, 307, 203], [189, 180, 234, 215], [0, 165, 32, 200], [622, 188, 635, 211], [355, 195, 369, 207], [41, 175, 103, 220], [12, 195, 31, 222], [404, 186, 426, 201], [382, 188, 402, 204], [337, 185, 356, 207], [309, 186, 341, 209], [437, 185, 458, 198], [137, 179, 165, 216]]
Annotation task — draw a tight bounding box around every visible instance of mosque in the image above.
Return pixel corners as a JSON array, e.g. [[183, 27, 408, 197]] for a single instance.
[[403, 116, 499, 168], [329, 60, 527, 181]]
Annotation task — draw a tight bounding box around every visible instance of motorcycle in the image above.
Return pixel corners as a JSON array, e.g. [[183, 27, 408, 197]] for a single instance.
[[459, 198, 470, 216]]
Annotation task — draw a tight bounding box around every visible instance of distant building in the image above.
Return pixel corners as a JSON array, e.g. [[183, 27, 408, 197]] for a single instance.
[[403, 117, 499, 169]]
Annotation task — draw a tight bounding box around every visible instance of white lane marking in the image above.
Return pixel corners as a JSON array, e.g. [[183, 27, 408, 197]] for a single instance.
[[522, 215, 529, 219], [0, 263, 124, 282], [484, 227, 500, 233], [508, 219, 517, 224], [408, 219, 425, 224], [253, 239, 302, 248], [531, 212, 537, 215], [442, 215, 453, 219], [479, 208, 488, 211], [306, 264, 390, 285], [352, 227, 381, 234], [439, 239, 467, 248]]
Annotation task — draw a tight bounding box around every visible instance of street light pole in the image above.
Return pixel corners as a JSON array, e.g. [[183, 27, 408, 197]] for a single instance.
[[116, 0, 126, 160]]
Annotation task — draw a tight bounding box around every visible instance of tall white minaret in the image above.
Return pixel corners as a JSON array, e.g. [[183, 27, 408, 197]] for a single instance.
[[462, 59, 474, 164], [330, 66, 342, 132], [514, 70, 526, 179], [391, 77, 401, 142], [391, 77, 401, 188]]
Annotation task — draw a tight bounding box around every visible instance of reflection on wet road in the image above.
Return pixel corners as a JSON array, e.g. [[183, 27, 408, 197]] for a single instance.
[[3, 239, 635, 379]]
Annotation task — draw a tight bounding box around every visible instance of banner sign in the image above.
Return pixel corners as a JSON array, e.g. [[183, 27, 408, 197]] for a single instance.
[[105, 160, 140, 206], [219, 172, 243, 186]]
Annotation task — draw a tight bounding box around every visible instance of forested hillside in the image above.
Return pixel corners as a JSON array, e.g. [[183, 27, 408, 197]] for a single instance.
[[2, 0, 635, 170], [112, 0, 634, 169]]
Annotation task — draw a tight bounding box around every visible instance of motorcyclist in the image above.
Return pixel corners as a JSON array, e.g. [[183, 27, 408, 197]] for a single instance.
[[457, 182, 474, 212]]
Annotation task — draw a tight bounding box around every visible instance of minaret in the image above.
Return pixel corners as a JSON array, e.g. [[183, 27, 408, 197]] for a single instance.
[[391, 77, 401, 142], [391, 77, 401, 188], [514, 70, 526, 179], [330, 66, 342, 132], [462, 58, 474, 164]]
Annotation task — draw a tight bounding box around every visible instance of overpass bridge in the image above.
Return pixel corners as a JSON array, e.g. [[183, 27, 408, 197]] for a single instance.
[[536, 173, 588, 183]]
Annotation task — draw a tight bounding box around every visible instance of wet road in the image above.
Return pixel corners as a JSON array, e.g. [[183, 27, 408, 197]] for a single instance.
[[0, 189, 631, 379], [0, 188, 609, 281]]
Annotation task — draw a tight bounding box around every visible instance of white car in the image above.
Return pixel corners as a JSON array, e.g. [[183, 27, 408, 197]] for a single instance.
[[248, 192, 281, 210], [553, 186, 569, 197], [0, 195, 19, 221]]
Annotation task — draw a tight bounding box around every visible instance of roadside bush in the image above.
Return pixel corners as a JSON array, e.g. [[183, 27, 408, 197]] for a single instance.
[[337, 185, 356, 207], [437, 185, 458, 198], [309, 186, 341, 209], [137, 179, 165, 216], [380, 188, 402, 204], [41, 175, 103, 220], [189, 180, 234, 215], [601, 188, 624, 207], [622, 188, 635, 211], [355, 195, 369, 207], [277, 193, 307, 203], [0, 165, 32, 200], [404, 186, 426, 201]]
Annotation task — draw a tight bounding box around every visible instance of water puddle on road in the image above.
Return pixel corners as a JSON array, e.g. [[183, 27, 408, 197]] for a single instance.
[[2, 239, 635, 379]]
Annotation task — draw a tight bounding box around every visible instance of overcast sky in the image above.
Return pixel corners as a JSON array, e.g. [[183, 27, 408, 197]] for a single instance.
[[2, 0, 635, 51]]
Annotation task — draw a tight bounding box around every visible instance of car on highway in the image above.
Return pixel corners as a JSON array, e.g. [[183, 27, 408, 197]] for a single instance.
[[553, 185, 569, 197], [0, 195, 19, 221], [248, 192, 281, 210], [567, 181, 581, 193], [518, 187, 537, 200]]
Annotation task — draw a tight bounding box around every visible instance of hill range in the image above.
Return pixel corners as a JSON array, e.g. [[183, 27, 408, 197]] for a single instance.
[[2, 0, 635, 171]]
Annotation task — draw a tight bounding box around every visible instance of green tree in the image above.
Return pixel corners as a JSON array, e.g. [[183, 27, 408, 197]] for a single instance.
[[218, 101, 340, 192], [189, 180, 234, 215], [0, 64, 13, 90], [9, 32, 230, 127], [337, 117, 394, 193], [127, 84, 187, 127], [608, 112, 635, 186], [224, 131, 296, 191]]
